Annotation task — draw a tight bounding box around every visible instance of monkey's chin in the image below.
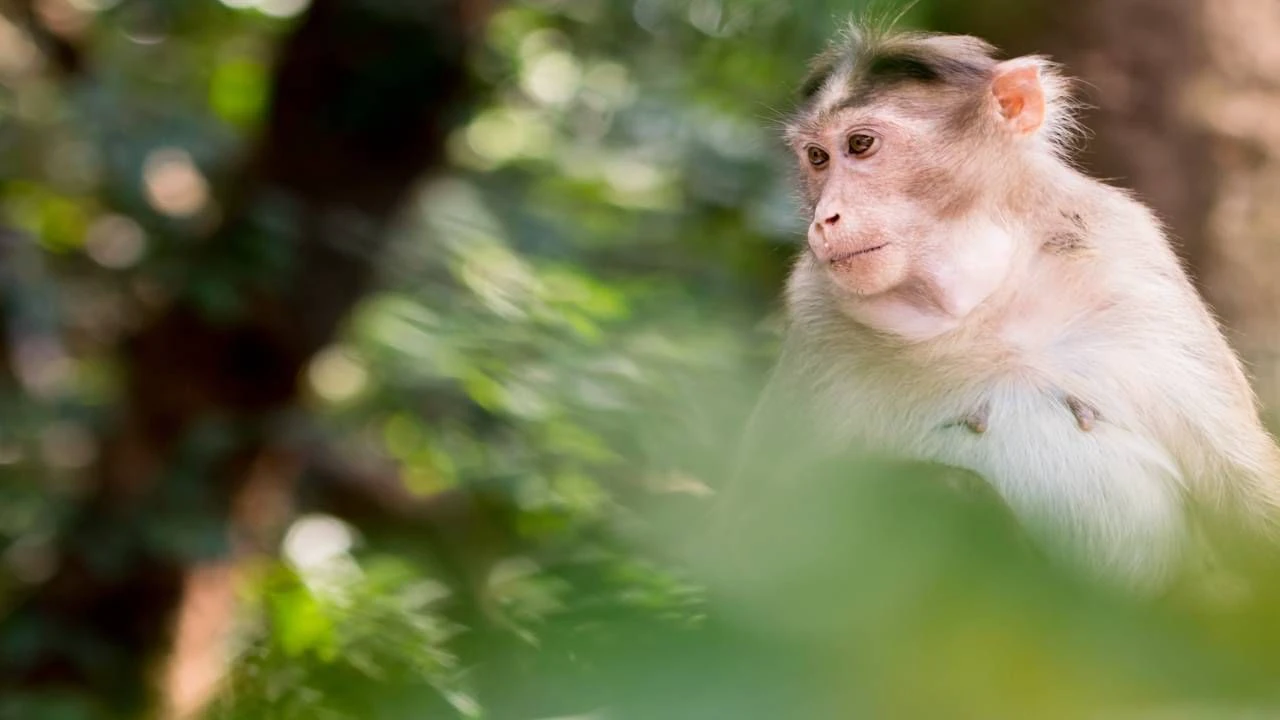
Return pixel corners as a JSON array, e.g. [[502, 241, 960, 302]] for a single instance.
[[823, 244, 909, 296]]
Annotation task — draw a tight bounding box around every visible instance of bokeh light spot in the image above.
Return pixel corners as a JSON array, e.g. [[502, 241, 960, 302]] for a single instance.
[[461, 107, 552, 168], [582, 61, 636, 110], [283, 514, 355, 571], [210, 57, 268, 126], [15, 337, 73, 397], [465, 109, 527, 164], [521, 51, 582, 105], [85, 213, 147, 268], [142, 147, 209, 218], [307, 345, 368, 404], [259, 0, 310, 19]]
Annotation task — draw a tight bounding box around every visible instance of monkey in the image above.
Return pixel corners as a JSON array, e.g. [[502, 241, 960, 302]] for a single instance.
[[732, 20, 1280, 594]]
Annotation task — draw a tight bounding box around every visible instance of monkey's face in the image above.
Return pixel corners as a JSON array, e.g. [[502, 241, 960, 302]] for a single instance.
[[786, 51, 1053, 312], [791, 108, 961, 297]]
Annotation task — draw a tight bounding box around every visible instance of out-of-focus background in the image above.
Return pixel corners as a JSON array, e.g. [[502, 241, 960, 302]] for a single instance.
[[2, 0, 1280, 718]]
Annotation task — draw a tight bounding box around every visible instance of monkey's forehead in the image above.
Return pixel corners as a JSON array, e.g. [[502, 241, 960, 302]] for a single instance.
[[792, 29, 998, 125], [808, 69, 862, 117], [800, 28, 997, 94], [782, 84, 949, 144]]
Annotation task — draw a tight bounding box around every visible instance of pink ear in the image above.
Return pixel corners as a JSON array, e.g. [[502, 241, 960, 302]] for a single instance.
[[991, 60, 1045, 135]]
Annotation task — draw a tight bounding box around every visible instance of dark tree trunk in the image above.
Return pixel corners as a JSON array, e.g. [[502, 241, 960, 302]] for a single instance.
[[0, 0, 487, 713], [1185, 0, 1280, 417]]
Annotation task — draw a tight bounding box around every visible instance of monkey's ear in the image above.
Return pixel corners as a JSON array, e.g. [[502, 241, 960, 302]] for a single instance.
[[990, 58, 1045, 136]]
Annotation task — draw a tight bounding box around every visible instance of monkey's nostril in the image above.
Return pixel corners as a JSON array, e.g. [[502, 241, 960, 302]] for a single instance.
[[823, 213, 841, 225]]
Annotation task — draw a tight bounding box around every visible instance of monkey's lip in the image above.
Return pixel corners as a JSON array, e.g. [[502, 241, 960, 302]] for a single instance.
[[828, 243, 889, 265]]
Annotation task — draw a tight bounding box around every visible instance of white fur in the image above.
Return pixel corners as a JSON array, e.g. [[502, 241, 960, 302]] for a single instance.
[[803, 342, 1187, 590], [756, 28, 1280, 594], [774, 173, 1280, 592]]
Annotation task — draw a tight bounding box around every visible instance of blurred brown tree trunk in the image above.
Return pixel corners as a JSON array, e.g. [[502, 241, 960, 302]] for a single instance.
[[936, 0, 1280, 416], [1186, 1, 1280, 418], [0, 0, 493, 715]]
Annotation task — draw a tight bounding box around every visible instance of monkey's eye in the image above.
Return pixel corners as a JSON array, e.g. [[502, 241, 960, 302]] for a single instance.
[[848, 133, 878, 157], [806, 146, 829, 168]]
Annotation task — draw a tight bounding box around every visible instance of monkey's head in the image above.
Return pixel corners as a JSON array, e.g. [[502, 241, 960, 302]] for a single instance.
[[784, 23, 1076, 301]]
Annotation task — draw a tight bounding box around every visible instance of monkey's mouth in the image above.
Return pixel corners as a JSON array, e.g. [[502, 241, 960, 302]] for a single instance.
[[829, 243, 888, 266]]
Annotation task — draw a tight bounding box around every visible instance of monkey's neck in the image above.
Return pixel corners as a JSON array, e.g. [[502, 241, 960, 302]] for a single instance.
[[842, 216, 1033, 344], [842, 282, 973, 343]]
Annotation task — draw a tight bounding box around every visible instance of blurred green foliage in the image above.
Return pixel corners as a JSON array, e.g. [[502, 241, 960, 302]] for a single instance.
[[5, 0, 1280, 719]]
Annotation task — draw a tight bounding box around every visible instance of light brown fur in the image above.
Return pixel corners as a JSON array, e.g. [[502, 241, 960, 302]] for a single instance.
[[746, 21, 1280, 591]]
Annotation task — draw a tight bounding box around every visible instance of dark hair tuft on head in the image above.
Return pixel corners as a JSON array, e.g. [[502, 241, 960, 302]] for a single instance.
[[788, 10, 1083, 160], [864, 53, 942, 84], [791, 12, 999, 109]]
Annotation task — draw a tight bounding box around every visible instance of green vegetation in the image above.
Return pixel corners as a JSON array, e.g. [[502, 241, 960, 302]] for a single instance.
[[2, 1, 1280, 718]]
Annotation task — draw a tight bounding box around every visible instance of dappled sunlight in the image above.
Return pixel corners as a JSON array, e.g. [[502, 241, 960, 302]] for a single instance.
[[3, 0, 1280, 718]]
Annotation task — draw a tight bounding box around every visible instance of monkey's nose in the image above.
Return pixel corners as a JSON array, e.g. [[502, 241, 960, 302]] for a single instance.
[[822, 212, 841, 226]]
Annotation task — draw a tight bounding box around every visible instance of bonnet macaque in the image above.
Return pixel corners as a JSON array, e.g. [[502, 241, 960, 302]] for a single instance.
[[740, 22, 1280, 592]]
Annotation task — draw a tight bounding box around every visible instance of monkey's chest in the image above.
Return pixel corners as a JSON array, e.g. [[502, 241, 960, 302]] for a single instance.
[[835, 303, 1177, 483], [833, 368, 1186, 590]]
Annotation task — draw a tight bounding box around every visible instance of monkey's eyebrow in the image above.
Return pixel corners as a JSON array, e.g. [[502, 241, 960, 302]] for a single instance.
[[828, 54, 944, 111], [865, 53, 942, 83], [838, 50, 991, 111]]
